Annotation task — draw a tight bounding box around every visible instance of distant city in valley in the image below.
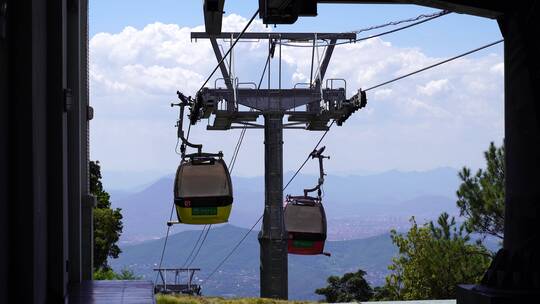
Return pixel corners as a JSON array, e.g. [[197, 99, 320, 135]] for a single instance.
[[108, 167, 461, 244]]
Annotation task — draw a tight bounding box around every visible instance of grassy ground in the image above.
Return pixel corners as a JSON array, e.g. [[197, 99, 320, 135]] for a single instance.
[[156, 294, 314, 304]]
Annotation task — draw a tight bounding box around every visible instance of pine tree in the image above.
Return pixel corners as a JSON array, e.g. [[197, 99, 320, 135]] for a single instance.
[[90, 160, 123, 270], [456, 142, 505, 240]]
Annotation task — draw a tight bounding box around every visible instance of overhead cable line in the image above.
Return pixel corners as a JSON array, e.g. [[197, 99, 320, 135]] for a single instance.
[[202, 215, 262, 285], [278, 10, 450, 48], [364, 39, 504, 92], [229, 131, 245, 173], [186, 225, 212, 268], [202, 119, 336, 285], [182, 225, 208, 268], [350, 10, 450, 34], [228, 49, 273, 174], [154, 203, 176, 285]]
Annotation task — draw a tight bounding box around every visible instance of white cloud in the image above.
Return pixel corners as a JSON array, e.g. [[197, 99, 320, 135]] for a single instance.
[[90, 15, 504, 186], [373, 88, 393, 100], [490, 62, 504, 76], [417, 79, 449, 96], [292, 72, 307, 83]]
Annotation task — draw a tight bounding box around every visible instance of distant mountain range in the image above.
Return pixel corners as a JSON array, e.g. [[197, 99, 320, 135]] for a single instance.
[[109, 167, 461, 244], [109, 224, 397, 300]]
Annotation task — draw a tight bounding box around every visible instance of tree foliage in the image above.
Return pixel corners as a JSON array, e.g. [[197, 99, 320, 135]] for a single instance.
[[315, 269, 373, 302], [90, 160, 123, 270], [94, 267, 141, 280], [382, 213, 491, 300], [456, 142, 505, 240]]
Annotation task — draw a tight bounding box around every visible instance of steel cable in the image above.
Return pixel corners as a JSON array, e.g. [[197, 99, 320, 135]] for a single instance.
[[364, 39, 504, 92], [278, 10, 450, 48], [182, 225, 208, 268], [154, 203, 176, 285], [186, 225, 212, 268], [228, 49, 273, 173], [350, 10, 450, 34]]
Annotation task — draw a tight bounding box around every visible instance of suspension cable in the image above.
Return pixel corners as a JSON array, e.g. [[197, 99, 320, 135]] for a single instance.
[[202, 215, 262, 285], [278, 10, 450, 48], [229, 130, 246, 173], [186, 225, 212, 268], [350, 10, 450, 34], [364, 39, 504, 92], [181, 225, 208, 268], [228, 49, 273, 174], [154, 203, 175, 285]]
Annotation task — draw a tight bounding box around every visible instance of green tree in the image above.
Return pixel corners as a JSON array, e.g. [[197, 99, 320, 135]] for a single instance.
[[382, 213, 491, 300], [94, 267, 141, 280], [372, 285, 393, 301], [456, 142, 505, 240], [315, 269, 373, 302], [91, 160, 123, 270]]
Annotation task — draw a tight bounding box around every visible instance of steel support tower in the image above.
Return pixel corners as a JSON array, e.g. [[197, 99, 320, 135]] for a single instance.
[[187, 32, 366, 299]]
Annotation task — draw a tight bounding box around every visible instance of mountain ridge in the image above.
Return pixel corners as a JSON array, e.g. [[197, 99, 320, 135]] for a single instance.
[[110, 224, 397, 300], [110, 167, 460, 244]]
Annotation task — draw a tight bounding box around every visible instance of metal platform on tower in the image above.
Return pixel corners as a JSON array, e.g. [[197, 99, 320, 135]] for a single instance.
[[189, 32, 366, 131], [153, 268, 202, 295]]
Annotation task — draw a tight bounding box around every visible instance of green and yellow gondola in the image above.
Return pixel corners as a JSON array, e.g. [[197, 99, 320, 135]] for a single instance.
[[174, 155, 233, 224]]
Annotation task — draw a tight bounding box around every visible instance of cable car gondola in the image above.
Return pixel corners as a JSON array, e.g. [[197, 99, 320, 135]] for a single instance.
[[171, 92, 234, 225], [174, 153, 233, 224], [284, 195, 327, 255], [284, 147, 330, 256]]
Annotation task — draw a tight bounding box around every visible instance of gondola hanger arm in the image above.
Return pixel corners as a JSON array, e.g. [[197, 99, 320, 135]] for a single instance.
[[303, 146, 329, 197], [173, 91, 203, 156]]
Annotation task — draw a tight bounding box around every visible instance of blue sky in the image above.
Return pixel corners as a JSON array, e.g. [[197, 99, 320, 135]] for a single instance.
[[90, 0, 502, 57], [89, 1, 504, 190]]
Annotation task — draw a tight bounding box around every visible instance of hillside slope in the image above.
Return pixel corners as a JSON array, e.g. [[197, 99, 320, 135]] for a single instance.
[[110, 225, 396, 300]]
